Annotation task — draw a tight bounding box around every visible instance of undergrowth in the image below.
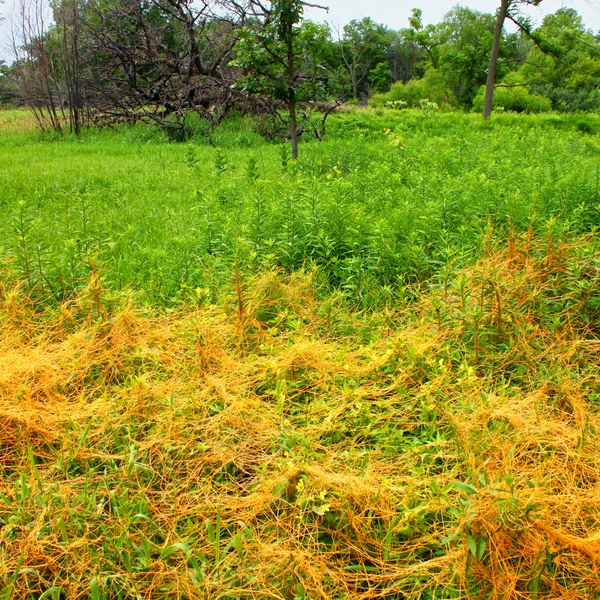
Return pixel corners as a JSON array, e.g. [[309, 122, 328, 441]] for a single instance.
[[2, 110, 600, 307], [1, 230, 600, 599]]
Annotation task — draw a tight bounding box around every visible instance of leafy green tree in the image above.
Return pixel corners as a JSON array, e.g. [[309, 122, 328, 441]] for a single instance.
[[386, 28, 425, 83], [472, 74, 552, 112], [408, 9, 446, 70], [437, 7, 496, 107], [297, 20, 340, 97], [479, 8, 600, 113], [232, 1, 327, 159], [0, 61, 14, 105], [483, 0, 542, 119], [338, 17, 390, 99], [521, 9, 600, 111], [369, 61, 392, 93]]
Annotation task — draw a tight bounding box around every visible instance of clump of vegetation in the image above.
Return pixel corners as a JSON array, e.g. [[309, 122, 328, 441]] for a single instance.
[[372, 69, 453, 109], [473, 76, 553, 114], [384, 100, 408, 110], [2, 109, 600, 307]]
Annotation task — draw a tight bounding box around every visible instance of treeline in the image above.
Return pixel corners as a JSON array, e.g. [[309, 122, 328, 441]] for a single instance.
[[376, 6, 600, 115], [1, 0, 599, 136]]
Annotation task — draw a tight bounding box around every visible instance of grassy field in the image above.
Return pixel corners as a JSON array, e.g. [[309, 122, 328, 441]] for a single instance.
[[2, 109, 600, 305], [1, 108, 600, 599]]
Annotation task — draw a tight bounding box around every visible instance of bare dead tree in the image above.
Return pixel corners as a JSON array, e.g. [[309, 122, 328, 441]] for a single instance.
[[8, 0, 335, 140], [80, 0, 257, 132], [336, 18, 387, 100], [55, 0, 85, 133], [11, 0, 64, 131]]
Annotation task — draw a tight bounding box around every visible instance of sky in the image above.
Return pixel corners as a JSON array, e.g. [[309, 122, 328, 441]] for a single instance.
[[303, 0, 600, 32], [2, 0, 600, 63]]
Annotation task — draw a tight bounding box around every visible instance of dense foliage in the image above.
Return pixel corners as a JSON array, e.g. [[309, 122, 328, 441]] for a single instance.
[[2, 5, 600, 598], [2, 108, 600, 307], [3, 1, 600, 137]]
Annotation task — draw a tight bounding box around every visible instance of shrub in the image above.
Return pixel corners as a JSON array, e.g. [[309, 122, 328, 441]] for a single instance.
[[540, 83, 600, 113], [384, 100, 408, 111], [472, 83, 552, 114], [369, 62, 392, 94], [371, 69, 453, 109]]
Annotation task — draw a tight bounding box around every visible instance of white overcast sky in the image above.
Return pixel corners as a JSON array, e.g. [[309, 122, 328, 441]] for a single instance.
[[303, 0, 600, 32], [2, 0, 600, 62]]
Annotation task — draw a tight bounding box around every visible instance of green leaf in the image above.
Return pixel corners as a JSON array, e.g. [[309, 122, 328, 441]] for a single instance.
[[161, 542, 191, 559], [440, 531, 458, 545], [90, 576, 100, 600], [234, 534, 243, 558], [450, 481, 479, 495], [237, 520, 253, 540], [38, 587, 61, 600], [312, 503, 330, 516], [131, 513, 157, 527], [205, 518, 215, 544], [466, 533, 477, 557], [477, 535, 486, 560]]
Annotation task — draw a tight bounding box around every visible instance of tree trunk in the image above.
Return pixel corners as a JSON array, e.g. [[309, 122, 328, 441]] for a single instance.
[[289, 91, 298, 160], [483, 0, 510, 120], [286, 20, 298, 160], [426, 48, 438, 70], [62, 1, 82, 135]]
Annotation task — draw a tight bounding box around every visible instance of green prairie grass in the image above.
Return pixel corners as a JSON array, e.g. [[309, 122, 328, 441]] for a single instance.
[[1, 109, 599, 307]]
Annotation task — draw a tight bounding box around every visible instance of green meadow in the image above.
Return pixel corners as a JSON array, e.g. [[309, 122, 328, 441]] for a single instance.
[[2, 109, 600, 305]]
